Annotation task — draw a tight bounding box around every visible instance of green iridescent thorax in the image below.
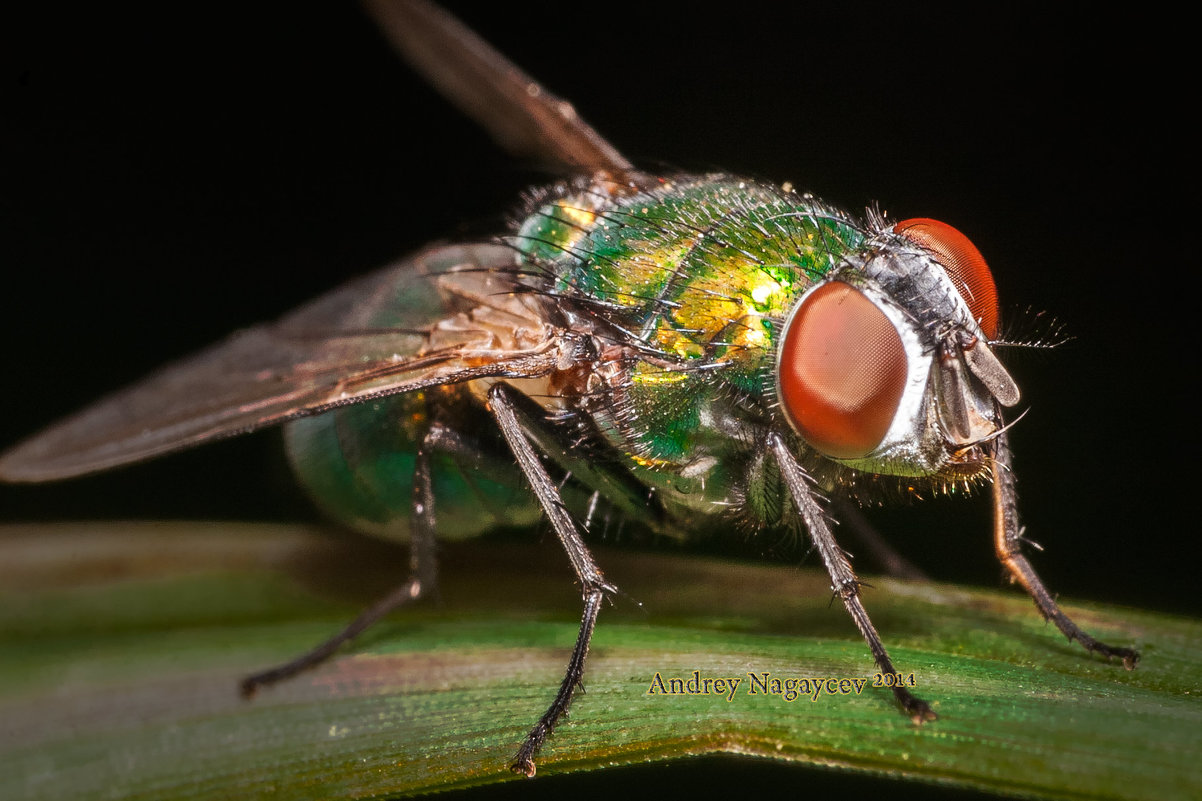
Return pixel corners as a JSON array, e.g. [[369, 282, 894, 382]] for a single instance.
[[516, 175, 864, 389], [515, 174, 868, 520]]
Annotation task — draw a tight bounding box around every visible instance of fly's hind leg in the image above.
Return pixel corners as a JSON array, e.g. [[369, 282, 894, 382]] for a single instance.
[[240, 421, 452, 696], [991, 428, 1139, 668], [487, 384, 617, 778]]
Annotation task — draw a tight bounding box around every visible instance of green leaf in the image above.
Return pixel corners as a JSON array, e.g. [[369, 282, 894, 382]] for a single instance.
[[1, 522, 1197, 800]]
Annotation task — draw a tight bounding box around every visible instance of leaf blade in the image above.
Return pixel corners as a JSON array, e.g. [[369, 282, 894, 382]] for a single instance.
[[1, 522, 1197, 800]]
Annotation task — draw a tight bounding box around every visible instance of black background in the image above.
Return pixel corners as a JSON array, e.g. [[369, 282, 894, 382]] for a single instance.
[[1, 4, 1191, 798]]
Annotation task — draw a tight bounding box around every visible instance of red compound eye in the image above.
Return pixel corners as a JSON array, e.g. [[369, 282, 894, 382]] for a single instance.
[[894, 218, 1000, 339], [778, 281, 907, 459]]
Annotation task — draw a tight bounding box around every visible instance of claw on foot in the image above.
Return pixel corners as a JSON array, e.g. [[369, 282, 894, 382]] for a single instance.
[[897, 690, 937, 724], [1085, 639, 1140, 671], [906, 700, 937, 724], [1119, 649, 1140, 670]]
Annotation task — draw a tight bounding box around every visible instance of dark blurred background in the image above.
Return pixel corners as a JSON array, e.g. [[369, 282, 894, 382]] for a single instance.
[[0, 4, 1189, 797]]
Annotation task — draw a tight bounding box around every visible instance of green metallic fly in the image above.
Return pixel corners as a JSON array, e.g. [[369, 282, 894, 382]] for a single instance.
[[0, 0, 1139, 777]]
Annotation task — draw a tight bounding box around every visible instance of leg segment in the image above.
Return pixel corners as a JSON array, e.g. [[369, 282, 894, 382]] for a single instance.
[[768, 434, 935, 722], [488, 384, 616, 777], [241, 420, 453, 696], [991, 428, 1138, 668]]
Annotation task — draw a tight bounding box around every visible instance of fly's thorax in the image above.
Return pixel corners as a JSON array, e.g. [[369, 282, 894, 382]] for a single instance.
[[511, 174, 864, 334], [773, 221, 1020, 481]]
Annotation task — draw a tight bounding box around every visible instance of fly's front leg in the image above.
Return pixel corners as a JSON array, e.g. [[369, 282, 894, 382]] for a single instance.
[[768, 434, 936, 722], [991, 428, 1139, 668], [488, 384, 616, 777], [240, 421, 449, 696]]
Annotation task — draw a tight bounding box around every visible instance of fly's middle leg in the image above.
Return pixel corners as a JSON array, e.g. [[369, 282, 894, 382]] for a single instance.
[[488, 383, 616, 777]]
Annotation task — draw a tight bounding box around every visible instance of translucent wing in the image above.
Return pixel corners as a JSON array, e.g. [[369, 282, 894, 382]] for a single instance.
[[363, 0, 631, 173], [0, 244, 558, 482], [1, 0, 628, 484]]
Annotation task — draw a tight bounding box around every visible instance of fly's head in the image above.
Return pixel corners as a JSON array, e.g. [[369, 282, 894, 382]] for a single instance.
[[774, 218, 1020, 481]]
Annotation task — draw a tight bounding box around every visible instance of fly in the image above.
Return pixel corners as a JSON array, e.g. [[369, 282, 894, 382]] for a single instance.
[[0, 0, 1139, 777]]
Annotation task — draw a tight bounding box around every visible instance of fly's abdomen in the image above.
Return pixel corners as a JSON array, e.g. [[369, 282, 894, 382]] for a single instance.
[[284, 389, 541, 541]]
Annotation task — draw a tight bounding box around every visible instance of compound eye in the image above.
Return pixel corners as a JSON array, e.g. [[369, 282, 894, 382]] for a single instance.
[[894, 218, 1000, 339], [779, 281, 907, 459]]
